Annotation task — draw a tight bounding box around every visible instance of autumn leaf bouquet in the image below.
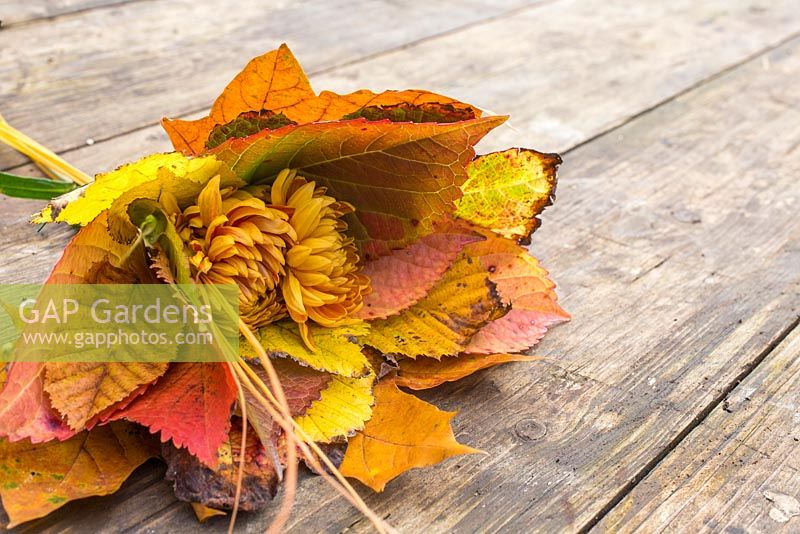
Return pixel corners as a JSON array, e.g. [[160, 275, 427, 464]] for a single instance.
[[0, 44, 567, 530]]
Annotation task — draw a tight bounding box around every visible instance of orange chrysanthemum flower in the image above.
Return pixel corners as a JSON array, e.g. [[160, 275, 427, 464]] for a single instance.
[[170, 175, 296, 328], [270, 169, 370, 347], [162, 169, 369, 344]]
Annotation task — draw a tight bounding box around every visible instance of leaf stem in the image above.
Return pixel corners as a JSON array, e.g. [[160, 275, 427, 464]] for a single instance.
[[226, 364, 248, 534], [232, 363, 393, 533], [238, 319, 298, 534], [0, 112, 92, 186]]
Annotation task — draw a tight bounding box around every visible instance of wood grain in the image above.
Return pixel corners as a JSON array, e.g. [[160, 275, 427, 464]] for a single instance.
[[1, 0, 799, 532], [3, 0, 798, 174], [0, 0, 129, 26], [0, 0, 537, 169], [599, 326, 800, 532]]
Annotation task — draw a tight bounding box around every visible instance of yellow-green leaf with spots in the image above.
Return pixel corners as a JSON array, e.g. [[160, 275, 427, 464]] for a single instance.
[[455, 148, 560, 242], [242, 321, 371, 378], [295, 373, 375, 443], [363, 252, 507, 359]]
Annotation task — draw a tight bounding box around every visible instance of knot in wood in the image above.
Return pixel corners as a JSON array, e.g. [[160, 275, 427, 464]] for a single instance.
[[514, 418, 547, 442]]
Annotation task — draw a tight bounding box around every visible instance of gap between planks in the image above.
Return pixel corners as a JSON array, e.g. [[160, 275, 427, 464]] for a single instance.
[[561, 27, 800, 158], [580, 315, 800, 533]]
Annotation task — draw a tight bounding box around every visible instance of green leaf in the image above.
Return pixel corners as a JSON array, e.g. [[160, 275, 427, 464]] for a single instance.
[[0, 171, 77, 200], [128, 199, 191, 284], [455, 149, 560, 242], [205, 110, 296, 149]]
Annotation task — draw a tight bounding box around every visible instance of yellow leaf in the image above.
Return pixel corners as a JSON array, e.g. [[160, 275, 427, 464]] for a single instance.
[[191, 502, 226, 523], [43, 362, 168, 430], [242, 321, 371, 377], [363, 254, 506, 359], [455, 148, 560, 241], [34, 153, 239, 243], [340, 380, 479, 491], [0, 422, 156, 527], [295, 373, 375, 443]]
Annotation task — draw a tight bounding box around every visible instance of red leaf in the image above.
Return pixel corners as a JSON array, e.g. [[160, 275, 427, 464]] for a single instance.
[[0, 363, 73, 443], [110, 363, 237, 468], [356, 224, 483, 320], [464, 235, 569, 353]]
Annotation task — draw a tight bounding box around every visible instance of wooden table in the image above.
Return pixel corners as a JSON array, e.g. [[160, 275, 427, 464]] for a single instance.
[[1, 1, 799, 532]]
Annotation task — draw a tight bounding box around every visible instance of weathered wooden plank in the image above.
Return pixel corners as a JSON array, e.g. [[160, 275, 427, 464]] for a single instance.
[[0, 0, 130, 26], [311, 0, 800, 154], [0, 0, 537, 169], [598, 325, 800, 532], [4, 0, 799, 285], [3, 0, 798, 174], [9, 16, 800, 534]]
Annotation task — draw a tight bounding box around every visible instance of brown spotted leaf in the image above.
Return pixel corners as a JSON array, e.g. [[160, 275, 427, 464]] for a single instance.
[[164, 418, 281, 512], [464, 235, 569, 353], [0, 422, 157, 527]]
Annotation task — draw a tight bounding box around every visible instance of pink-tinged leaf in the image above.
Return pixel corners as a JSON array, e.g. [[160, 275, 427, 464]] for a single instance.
[[110, 363, 237, 468], [465, 235, 569, 353], [0, 363, 73, 443], [466, 306, 568, 354], [356, 224, 483, 320]]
